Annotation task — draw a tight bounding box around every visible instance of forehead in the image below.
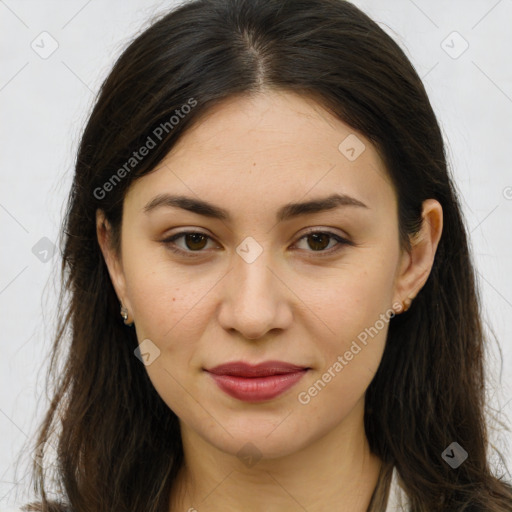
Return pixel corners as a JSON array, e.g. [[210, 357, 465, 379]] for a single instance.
[[125, 90, 395, 218]]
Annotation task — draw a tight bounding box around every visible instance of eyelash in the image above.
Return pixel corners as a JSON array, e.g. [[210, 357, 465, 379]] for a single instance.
[[161, 229, 353, 258]]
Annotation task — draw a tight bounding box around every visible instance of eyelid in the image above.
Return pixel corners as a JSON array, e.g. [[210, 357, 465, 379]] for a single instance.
[[298, 226, 352, 243], [161, 227, 353, 257]]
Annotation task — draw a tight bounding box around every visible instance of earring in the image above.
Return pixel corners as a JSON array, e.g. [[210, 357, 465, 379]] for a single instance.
[[120, 302, 134, 326], [401, 297, 413, 313]]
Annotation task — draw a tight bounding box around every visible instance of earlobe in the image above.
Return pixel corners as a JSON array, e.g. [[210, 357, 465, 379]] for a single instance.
[[393, 199, 443, 312]]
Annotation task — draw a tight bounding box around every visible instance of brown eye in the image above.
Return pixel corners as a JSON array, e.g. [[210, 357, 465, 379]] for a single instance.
[[295, 230, 351, 255], [183, 233, 208, 251], [162, 231, 216, 255], [306, 232, 331, 251]]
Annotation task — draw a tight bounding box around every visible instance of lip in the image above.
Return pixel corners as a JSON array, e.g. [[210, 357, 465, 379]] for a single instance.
[[205, 361, 309, 402]]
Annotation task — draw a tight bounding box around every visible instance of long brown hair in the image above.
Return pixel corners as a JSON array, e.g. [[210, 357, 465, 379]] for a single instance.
[[17, 0, 512, 510]]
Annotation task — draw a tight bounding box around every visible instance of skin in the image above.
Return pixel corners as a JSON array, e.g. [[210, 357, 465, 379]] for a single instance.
[[97, 90, 443, 511]]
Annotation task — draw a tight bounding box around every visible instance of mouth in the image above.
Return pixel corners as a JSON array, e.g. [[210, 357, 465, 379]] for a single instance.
[[204, 361, 310, 402]]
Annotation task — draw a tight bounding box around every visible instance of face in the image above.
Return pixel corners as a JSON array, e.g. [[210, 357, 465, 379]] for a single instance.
[[98, 90, 440, 460]]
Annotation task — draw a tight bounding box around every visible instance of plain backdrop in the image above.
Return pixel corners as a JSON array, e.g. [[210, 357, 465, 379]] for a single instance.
[[1, 0, 511, 508]]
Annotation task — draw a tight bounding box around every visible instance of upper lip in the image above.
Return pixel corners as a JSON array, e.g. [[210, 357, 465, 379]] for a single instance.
[[205, 361, 309, 377]]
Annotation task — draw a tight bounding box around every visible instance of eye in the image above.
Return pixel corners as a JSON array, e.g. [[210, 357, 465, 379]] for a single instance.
[[293, 230, 353, 255], [161, 229, 353, 257], [162, 231, 217, 255]]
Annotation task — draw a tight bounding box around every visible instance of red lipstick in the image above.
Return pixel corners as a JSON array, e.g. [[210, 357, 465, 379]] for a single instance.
[[205, 361, 309, 402]]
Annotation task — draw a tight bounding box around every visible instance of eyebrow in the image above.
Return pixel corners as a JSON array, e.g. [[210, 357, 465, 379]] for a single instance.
[[143, 192, 369, 222]]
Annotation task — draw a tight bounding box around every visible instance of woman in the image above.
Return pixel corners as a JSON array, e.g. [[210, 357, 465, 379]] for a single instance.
[[14, 0, 512, 510]]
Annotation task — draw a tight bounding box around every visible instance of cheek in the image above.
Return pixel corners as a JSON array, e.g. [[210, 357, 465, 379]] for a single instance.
[[305, 257, 396, 339], [296, 316, 389, 424], [123, 261, 208, 418], [123, 250, 205, 337], [298, 255, 396, 397]]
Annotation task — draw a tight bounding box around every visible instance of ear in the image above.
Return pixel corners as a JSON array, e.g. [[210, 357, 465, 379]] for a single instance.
[[96, 209, 130, 311], [392, 199, 443, 310]]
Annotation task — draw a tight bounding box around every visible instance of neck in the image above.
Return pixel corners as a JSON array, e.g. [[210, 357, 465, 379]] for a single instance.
[[169, 398, 383, 512]]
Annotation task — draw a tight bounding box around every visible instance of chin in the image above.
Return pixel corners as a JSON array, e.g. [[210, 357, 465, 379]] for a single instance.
[[215, 433, 305, 461], [191, 414, 318, 462]]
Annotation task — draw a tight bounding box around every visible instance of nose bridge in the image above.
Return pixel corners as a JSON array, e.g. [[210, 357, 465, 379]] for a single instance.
[[217, 236, 290, 339], [233, 236, 278, 307]]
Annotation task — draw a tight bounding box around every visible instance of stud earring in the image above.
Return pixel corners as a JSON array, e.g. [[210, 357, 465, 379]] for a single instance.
[[120, 302, 134, 326]]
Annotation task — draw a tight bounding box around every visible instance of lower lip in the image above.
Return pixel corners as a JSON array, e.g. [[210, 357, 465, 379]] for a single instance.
[[207, 370, 308, 402]]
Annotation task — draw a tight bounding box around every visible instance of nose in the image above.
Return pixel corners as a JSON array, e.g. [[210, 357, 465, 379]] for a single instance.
[[217, 247, 293, 340]]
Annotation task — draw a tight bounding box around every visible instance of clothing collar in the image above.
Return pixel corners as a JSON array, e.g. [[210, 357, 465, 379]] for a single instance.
[[385, 466, 409, 511]]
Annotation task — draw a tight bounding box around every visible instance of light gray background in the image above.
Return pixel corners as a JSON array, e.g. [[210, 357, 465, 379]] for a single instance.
[[1, 0, 511, 508]]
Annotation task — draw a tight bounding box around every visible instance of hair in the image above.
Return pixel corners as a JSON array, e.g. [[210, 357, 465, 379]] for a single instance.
[[16, 0, 512, 510]]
